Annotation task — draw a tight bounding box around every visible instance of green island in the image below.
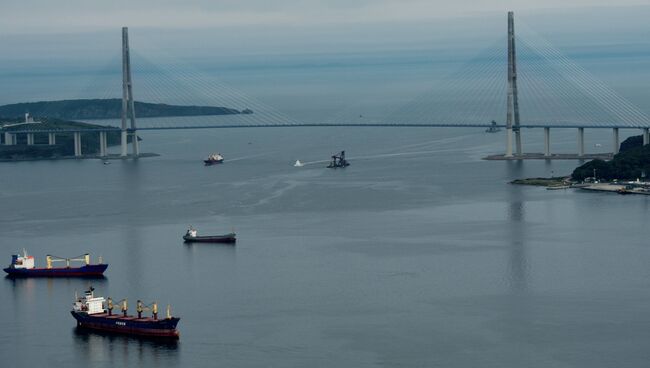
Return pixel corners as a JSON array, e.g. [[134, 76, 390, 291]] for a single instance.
[[512, 134, 650, 187], [0, 99, 249, 160], [571, 138, 650, 181], [0, 99, 248, 120], [510, 177, 569, 186], [0, 118, 127, 160]]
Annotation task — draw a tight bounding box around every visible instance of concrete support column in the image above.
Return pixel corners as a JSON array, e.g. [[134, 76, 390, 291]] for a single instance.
[[515, 129, 522, 156], [99, 131, 107, 157], [643, 128, 650, 146], [543, 127, 550, 157], [74, 132, 82, 157], [4, 132, 14, 145], [578, 127, 585, 157], [132, 132, 139, 157], [612, 128, 619, 154], [505, 128, 513, 157], [26, 133, 34, 145], [120, 130, 128, 157], [48, 133, 56, 145]]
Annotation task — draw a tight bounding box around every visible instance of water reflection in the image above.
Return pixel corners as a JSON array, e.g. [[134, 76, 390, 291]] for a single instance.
[[505, 160, 528, 294], [121, 160, 143, 285], [73, 327, 179, 367]]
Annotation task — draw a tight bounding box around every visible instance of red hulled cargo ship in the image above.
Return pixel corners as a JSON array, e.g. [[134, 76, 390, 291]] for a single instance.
[[71, 287, 180, 338], [3, 251, 108, 277]]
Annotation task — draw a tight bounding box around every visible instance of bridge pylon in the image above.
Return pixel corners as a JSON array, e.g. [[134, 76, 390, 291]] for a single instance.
[[505, 11, 522, 157], [121, 27, 138, 158]]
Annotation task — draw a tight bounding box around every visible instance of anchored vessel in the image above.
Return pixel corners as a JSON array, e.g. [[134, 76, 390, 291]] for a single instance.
[[327, 151, 350, 168], [71, 287, 180, 338], [183, 226, 236, 243], [204, 153, 224, 165], [486, 120, 501, 133], [3, 251, 108, 277]]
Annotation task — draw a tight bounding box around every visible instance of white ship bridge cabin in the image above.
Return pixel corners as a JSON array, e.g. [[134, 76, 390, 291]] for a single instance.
[[73, 287, 106, 315], [10, 251, 34, 269]]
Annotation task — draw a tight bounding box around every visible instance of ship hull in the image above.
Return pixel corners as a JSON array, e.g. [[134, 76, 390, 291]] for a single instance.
[[204, 159, 224, 165], [3, 264, 108, 277], [71, 311, 180, 338], [183, 233, 236, 243]]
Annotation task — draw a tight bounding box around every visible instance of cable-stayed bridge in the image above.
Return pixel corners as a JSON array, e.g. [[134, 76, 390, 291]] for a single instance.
[[2, 12, 649, 159]]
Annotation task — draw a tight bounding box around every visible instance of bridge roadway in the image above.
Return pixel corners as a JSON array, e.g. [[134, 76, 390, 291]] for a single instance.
[[3, 122, 649, 158], [3, 122, 650, 134]]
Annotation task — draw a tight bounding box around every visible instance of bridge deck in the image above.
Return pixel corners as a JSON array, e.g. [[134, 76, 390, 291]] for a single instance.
[[2, 123, 649, 134]]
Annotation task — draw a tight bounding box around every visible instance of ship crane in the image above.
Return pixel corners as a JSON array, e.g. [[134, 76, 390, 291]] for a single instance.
[[46, 253, 102, 269]]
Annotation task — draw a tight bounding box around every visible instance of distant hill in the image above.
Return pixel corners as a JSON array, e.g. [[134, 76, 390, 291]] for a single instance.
[[0, 99, 245, 120], [0, 117, 127, 159], [572, 144, 650, 181]]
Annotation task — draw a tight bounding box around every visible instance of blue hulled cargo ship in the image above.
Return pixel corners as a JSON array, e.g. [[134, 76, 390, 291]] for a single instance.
[[71, 287, 180, 338], [3, 251, 108, 277]]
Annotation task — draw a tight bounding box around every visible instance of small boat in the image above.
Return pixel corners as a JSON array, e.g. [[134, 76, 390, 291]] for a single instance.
[[485, 120, 501, 133], [3, 250, 108, 277], [71, 287, 180, 338], [327, 150, 350, 168], [183, 226, 236, 244], [204, 153, 224, 165], [294, 160, 304, 167]]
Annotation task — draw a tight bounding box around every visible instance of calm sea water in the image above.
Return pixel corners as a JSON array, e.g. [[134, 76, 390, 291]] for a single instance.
[[2, 124, 650, 367]]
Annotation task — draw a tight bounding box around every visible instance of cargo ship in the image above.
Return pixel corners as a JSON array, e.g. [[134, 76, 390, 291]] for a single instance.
[[183, 226, 236, 244], [71, 287, 180, 338], [3, 251, 108, 277]]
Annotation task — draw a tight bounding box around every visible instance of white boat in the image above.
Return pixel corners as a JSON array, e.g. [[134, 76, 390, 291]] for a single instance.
[[294, 160, 304, 167], [204, 153, 224, 165]]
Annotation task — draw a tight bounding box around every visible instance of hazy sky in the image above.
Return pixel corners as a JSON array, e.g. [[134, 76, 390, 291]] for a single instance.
[[1, 1, 648, 112], [2, 0, 649, 33]]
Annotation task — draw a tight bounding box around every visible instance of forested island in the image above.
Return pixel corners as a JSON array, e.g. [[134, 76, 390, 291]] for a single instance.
[[0, 99, 249, 120], [0, 99, 252, 160], [0, 118, 127, 159], [571, 135, 650, 180]]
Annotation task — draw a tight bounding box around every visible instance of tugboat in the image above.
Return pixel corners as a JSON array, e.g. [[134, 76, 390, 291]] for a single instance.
[[183, 226, 236, 244], [485, 120, 501, 133], [327, 151, 350, 169], [71, 287, 180, 338], [3, 250, 108, 277], [204, 153, 224, 165]]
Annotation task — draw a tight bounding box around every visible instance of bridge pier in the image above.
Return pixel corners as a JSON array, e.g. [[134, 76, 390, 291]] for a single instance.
[[26, 133, 34, 145], [48, 133, 56, 145], [643, 128, 649, 146], [505, 128, 513, 157], [132, 132, 139, 157], [612, 128, 619, 154], [74, 132, 82, 157], [544, 127, 550, 157], [4, 132, 14, 145], [515, 129, 522, 157], [120, 130, 127, 157], [578, 128, 585, 157], [99, 131, 107, 157]]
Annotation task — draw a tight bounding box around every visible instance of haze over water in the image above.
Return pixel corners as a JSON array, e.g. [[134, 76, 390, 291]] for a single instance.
[[2, 5, 650, 368], [2, 124, 650, 367]]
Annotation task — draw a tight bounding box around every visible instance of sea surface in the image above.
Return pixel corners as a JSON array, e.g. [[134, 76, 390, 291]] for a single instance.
[[2, 125, 650, 367]]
